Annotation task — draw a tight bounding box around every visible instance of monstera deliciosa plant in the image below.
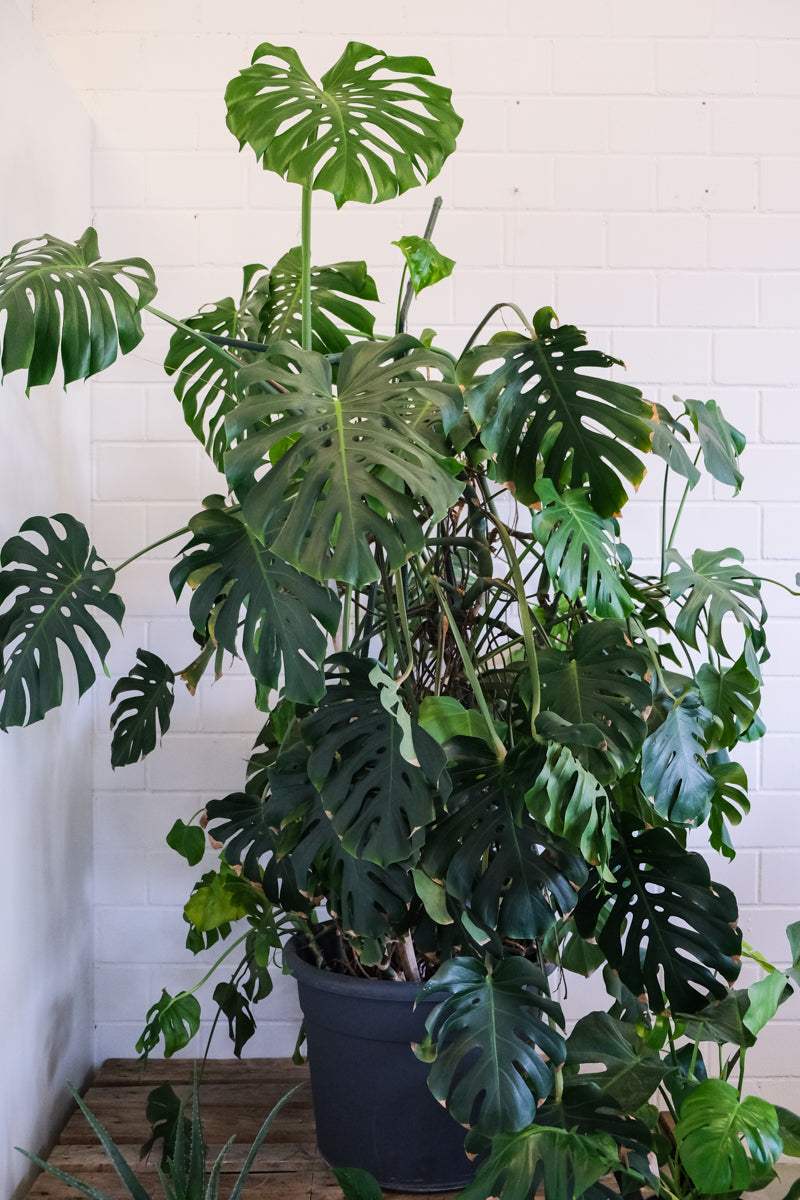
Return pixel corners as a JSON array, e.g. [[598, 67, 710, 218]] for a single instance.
[[3, 37, 800, 1200]]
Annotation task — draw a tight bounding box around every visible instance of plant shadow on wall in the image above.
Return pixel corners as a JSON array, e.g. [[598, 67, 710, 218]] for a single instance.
[[3, 37, 800, 1200]]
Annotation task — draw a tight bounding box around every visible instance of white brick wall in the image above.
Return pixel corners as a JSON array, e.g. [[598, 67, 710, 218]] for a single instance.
[[24, 0, 800, 1104]]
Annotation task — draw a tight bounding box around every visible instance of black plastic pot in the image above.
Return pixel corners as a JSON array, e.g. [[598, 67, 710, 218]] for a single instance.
[[285, 936, 475, 1193]]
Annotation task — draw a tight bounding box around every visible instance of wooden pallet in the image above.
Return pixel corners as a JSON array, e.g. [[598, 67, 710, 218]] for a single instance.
[[21, 1059, 461, 1200]]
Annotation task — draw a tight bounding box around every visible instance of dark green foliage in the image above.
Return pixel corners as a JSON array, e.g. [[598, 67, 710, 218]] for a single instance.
[[110, 649, 175, 767]]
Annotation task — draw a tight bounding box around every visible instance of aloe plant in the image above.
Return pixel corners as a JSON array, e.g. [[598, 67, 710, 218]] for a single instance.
[[2, 35, 800, 1200]]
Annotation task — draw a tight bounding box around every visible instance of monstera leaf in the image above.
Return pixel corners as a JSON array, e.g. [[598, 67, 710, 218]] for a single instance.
[[566, 1012, 671, 1111], [301, 655, 447, 867], [675, 1079, 781, 1194], [640, 691, 717, 827], [0, 515, 124, 729], [417, 956, 566, 1136], [575, 821, 742, 1013], [682, 396, 746, 493], [109, 649, 175, 768], [0, 228, 157, 390], [225, 41, 462, 206], [420, 745, 587, 946], [665, 547, 767, 660], [649, 403, 701, 488], [170, 506, 340, 706], [525, 743, 614, 874], [224, 336, 463, 586], [708, 754, 751, 860], [163, 263, 268, 470], [532, 479, 633, 619], [460, 308, 653, 514], [459, 1125, 621, 1200], [697, 654, 762, 751], [393, 235, 455, 295], [204, 790, 276, 884], [259, 248, 378, 352], [536, 622, 650, 783]]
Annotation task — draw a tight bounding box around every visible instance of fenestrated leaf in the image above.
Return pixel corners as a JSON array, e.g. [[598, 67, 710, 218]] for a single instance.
[[0, 514, 125, 729], [675, 1079, 781, 1194], [302, 654, 447, 867], [459, 1124, 620, 1200], [566, 1012, 671, 1111], [204, 791, 276, 885], [697, 654, 762, 752], [417, 956, 566, 1136], [421, 744, 588, 946], [649, 403, 701, 488], [665, 546, 768, 661], [525, 742, 614, 873], [575, 820, 742, 1013], [707, 753, 750, 860], [170, 506, 340, 706], [460, 308, 653, 514], [109, 649, 175, 768], [682, 396, 745, 494], [163, 263, 267, 470], [225, 41, 462, 207], [136, 988, 201, 1059], [536, 622, 650, 784], [393, 235, 455, 295], [641, 692, 716, 827], [213, 979, 256, 1058], [531, 479, 633, 619], [0, 228, 156, 390], [259, 248, 378, 353], [224, 336, 463, 586]]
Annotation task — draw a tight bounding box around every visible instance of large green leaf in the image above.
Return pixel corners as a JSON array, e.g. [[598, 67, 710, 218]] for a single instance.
[[640, 691, 717, 827], [460, 308, 653, 514], [224, 336, 463, 586], [170, 506, 340, 706], [0, 515, 125, 729], [0, 228, 157, 390], [225, 41, 462, 207], [536, 622, 650, 783], [566, 1012, 671, 1111], [697, 653, 762, 752], [109, 649, 175, 768], [675, 1079, 781, 1194], [665, 547, 767, 660], [417, 956, 566, 1136], [531, 479, 633, 619], [525, 742, 614, 874], [421, 745, 587, 946], [259, 248, 378, 352], [682, 396, 745, 493], [575, 821, 742, 1013], [163, 264, 267, 470], [203, 790, 276, 885], [459, 1124, 620, 1200], [302, 655, 447, 867], [649, 403, 701, 488]]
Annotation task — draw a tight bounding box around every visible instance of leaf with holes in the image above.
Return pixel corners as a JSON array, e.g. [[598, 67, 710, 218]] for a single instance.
[[675, 1079, 781, 1194], [665, 547, 767, 661], [460, 1124, 621, 1200], [163, 263, 268, 470], [536, 621, 650, 784], [708, 753, 751, 861], [258, 248, 378, 354], [0, 227, 157, 390], [170, 506, 340, 706], [525, 742, 614, 874], [575, 820, 742, 1013], [641, 692, 717, 828], [460, 308, 653, 514], [225, 336, 463, 586], [0, 514, 125, 729], [302, 655, 447, 867], [109, 649, 175, 768], [225, 41, 462, 207], [136, 988, 201, 1060], [697, 654, 762, 752], [566, 1012, 671, 1112], [532, 478, 633, 619], [417, 956, 566, 1137]]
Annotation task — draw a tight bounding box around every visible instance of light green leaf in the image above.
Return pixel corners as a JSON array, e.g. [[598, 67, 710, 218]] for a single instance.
[[532, 479, 633, 619], [682, 396, 745, 494], [0, 228, 156, 390], [641, 692, 716, 827], [184, 867, 252, 932], [675, 1078, 781, 1194], [525, 742, 613, 873], [393, 235, 455, 295], [418, 695, 495, 747], [744, 971, 792, 1038], [225, 41, 462, 207], [665, 546, 767, 661], [649, 403, 701, 488], [697, 654, 762, 752]]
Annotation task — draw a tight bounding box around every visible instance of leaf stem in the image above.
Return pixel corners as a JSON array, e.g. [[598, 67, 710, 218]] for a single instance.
[[396, 195, 443, 335], [461, 301, 536, 356], [115, 525, 191, 573], [145, 304, 241, 370], [301, 185, 313, 351]]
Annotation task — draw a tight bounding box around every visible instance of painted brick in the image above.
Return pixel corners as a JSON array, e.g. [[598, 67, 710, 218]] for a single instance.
[[94, 207, 197, 266], [452, 154, 555, 211], [93, 964, 151, 1023], [508, 213, 605, 268], [762, 158, 800, 214], [611, 0, 713, 36], [85, 91, 199, 151], [762, 853, 800, 904], [713, 100, 800, 154], [659, 272, 758, 328], [762, 736, 800, 791], [94, 443, 201, 502], [557, 270, 656, 326], [509, 0, 611, 36], [610, 98, 710, 154], [657, 38, 757, 94], [552, 38, 656, 95], [762, 391, 800, 443], [145, 152, 249, 209], [38, 33, 145, 91], [449, 36, 552, 96], [144, 732, 256, 792], [715, 331, 800, 386], [757, 41, 800, 97], [711, 0, 800, 38], [657, 156, 758, 213], [555, 155, 655, 212], [508, 98, 610, 154], [607, 328, 711, 386]]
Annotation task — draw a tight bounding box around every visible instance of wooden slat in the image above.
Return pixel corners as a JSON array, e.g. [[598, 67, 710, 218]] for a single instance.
[[21, 1059, 462, 1200]]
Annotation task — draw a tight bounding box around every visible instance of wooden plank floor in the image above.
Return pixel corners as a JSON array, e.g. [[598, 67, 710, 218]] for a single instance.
[[22, 1059, 462, 1200]]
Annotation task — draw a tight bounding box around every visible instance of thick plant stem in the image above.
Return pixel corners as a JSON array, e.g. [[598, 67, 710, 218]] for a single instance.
[[301, 184, 313, 352]]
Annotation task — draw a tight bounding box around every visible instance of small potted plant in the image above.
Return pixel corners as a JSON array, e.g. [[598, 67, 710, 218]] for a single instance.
[[2, 37, 800, 1199]]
